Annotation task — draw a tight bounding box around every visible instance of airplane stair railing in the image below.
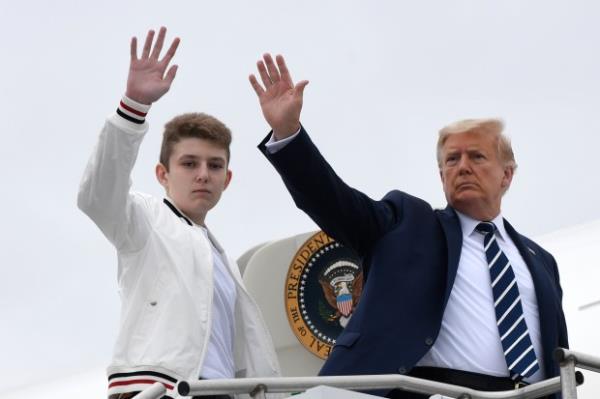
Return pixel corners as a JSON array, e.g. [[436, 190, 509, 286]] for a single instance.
[[175, 374, 572, 399], [134, 382, 166, 398], [135, 347, 600, 399], [555, 347, 600, 399]]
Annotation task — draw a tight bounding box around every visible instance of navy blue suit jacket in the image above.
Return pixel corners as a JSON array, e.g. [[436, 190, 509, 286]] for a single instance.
[[259, 128, 568, 395]]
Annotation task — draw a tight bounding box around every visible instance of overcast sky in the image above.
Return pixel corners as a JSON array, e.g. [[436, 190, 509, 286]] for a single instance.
[[2, 0, 600, 394]]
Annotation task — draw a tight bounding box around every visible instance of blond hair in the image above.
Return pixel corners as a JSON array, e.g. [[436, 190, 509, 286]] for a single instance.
[[436, 118, 517, 172]]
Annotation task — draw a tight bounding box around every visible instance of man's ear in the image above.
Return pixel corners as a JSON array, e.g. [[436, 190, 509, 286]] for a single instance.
[[155, 163, 169, 189], [223, 169, 233, 191], [501, 166, 514, 190]]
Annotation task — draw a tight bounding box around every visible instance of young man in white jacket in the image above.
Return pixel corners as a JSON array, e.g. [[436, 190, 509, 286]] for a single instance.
[[78, 27, 280, 399]]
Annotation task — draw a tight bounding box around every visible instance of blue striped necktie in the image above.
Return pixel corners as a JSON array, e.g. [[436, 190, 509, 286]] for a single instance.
[[475, 222, 540, 381]]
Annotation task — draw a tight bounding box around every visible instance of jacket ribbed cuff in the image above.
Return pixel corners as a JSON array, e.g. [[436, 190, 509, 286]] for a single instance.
[[116, 95, 151, 124]]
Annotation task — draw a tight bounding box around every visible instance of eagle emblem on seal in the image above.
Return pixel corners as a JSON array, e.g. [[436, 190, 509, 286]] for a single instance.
[[284, 231, 364, 359], [319, 260, 363, 327]]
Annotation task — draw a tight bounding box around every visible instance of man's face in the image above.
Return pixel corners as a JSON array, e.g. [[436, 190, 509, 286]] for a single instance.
[[439, 131, 513, 220], [156, 138, 232, 225]]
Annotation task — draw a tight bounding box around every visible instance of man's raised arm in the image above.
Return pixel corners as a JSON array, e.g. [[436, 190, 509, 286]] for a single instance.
[[249, 54, 397, 258]]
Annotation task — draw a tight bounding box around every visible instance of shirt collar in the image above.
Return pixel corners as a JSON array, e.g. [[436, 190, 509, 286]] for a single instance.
[[455, 209, 508, 242]]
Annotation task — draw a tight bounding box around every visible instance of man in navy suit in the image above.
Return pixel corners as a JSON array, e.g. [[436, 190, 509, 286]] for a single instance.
[[249, 54, 568, 398]]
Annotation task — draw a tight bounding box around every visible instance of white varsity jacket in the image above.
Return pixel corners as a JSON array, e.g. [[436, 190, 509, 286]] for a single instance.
[[78, 113, 281, 398]]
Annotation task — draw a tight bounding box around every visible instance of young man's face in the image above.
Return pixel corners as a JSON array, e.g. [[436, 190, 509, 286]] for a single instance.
[[156, 137, 232, 225]]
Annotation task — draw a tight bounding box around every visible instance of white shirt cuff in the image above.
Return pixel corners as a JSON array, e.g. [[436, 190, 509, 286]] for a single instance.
[[264, 127, 302, 154]]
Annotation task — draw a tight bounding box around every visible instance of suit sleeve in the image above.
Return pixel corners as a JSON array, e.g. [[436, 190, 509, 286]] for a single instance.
[[258, 127, 401, 257], [77, 113, 152, 253]]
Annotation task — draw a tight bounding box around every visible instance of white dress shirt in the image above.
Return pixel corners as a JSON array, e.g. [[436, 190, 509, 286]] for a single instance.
[[198, 225, 237, 379]]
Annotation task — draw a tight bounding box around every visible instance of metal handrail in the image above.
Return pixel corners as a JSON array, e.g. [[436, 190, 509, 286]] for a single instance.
[[135, 382, 166, 399], [555, 348, 600, 373], [134, 347, 596, 399], [555, 347, 600, 399], [177, 374, 566, 399]]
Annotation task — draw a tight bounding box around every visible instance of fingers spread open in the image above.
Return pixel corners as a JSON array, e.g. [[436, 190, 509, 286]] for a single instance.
[[263, 53, 281, 83], [130, 37, 138, 61], [161, 37, 181, 65], [249, 74, 265, 96], [151, 26, 167, 60], [276, 54, 293, 86], [141, 30, 155, 59], [257, 60, 272, 88], [165, 64, 178, 84]]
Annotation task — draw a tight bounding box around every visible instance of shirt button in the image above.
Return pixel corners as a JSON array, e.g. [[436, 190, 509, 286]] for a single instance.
[[398, 367, 406, 374], [425, 337, 434, 346]]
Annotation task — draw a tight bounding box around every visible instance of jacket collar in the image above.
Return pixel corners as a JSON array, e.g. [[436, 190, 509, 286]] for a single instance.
[[163, 198, 193, 226], [437, 205, 463, 309], [162, 198, 226, 254]]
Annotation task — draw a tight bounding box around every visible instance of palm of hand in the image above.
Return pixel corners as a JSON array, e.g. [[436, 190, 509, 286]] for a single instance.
[[124, 27, 180, 105], [260, 82, 302, 132], [250, 53, 308, 137], [127, 60, 171, 104]]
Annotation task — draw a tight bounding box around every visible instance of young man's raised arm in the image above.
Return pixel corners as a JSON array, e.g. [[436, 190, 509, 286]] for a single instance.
[[77, 27, 180, 252]]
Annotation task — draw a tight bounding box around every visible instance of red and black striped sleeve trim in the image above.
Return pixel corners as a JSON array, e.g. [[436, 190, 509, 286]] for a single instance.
[[108, 370, 178, 383], [107, 370, 177, 398], [116, 95, 151, 124]]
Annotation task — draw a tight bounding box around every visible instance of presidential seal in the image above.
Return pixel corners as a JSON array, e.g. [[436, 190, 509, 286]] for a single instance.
[[285, 231, 363, 359]]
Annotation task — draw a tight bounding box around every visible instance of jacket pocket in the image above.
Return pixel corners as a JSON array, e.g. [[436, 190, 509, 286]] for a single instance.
[[334, 331, 361, 348]]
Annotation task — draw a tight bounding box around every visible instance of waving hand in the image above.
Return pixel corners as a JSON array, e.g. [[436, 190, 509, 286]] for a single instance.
[[249, 54, 309, 140], [126, 27, 180, 105]]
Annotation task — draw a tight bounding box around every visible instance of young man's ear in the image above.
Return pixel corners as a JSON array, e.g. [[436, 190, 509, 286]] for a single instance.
[[223, 169, 233, 190], [155, 163, 169, 189]]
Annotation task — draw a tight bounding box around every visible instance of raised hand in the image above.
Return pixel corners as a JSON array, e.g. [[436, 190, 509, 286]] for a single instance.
[[249, 54, 309, 140], [126, 27, 180, 105]]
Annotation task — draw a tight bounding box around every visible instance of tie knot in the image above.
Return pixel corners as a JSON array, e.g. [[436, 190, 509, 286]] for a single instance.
[[476, 222, 497, 235]]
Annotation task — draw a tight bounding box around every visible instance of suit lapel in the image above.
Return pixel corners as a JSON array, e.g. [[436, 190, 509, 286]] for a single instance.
[[437, 206, 463, 307], [503, 219, 559, 377]]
